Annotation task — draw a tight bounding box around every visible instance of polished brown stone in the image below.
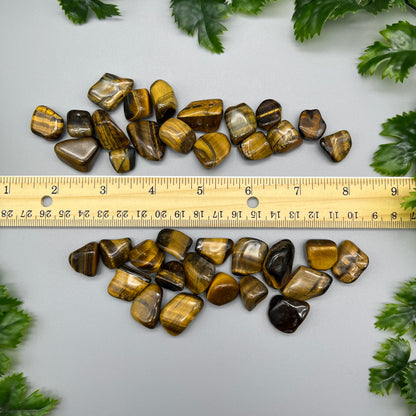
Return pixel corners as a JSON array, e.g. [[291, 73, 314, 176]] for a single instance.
[[92, 110, 130, 150], [224, 103, 257, 144], [159, 118, 196, 153], [206, 272, 239, 306], [232, 238, 268, 276], [31, 105, 64, 140], [239, 131, 273, 160], [127, 120, 165, 161], [256, 99, 282, 131], [156, 229, 193, 261], [267, 120, 302, 153], [298, 109, 326, 140], [195, 238, 234, 265], [320, 130, 352, 162], [155, 261, 185, 291], [107, 265, 150, 301], [124, 88, 152, 121], [109, 146, 136, 173], [69, 242, 99, 277], [239, 275, 269, 311], [305, 239, 338, 270], [130, 284, 163, 329], [177, 99, 223, 132], [183, 252, 215, 295], [193, 132, 231, 169], [129, 239, 164, 273], [150, 79, 177, 123], [99, 238, 131, 269], [67, 110, 94, 137], [332, 240, 369, 283]]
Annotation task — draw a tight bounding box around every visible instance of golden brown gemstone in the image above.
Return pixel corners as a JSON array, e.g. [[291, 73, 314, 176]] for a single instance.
[[195, 238, 234, 265], [193, 132, 231, 169], [124, 89, 152, 121], [320, 130, 352, 162], [109, 146, 136, 173], [232, 238, 268, 276], [282, 266, 332, 301], [159, 118, 196, 154], [129, 239, 164, 273], [206, 272, 239, 306], [88, 73, 134, 111], [156, 229, 193, 261], [239, 275, 268, 311], [150, 79, 177, 123], [332, 240, 369, 283], [177, 99, 223, 132], [298, 109, 326, 140], [69, 242, 99, 277], [92, 110, 130, 150], [160, 293, 204, 336], [256, 99, 282, 131], [130, 284, 163, 329], [239, 131, 273, 160], [107, 265, 150, 301], [183, 252, 215, 295], [127, 120, 165, 161], [155, 261, 185, 291], [305, 239, 338, 270], [31, 105, 64, 140], [267, 120, 302, 153], [224, 103, 257, 144], [99, 238, 132, 269], [54, 137, 100, 172], [67, 110, 94, 137]]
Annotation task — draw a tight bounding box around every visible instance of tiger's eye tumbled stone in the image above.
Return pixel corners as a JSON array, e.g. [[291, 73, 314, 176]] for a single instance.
[[92, 110, 130, 150], [256, 99, 282, 131], [31, 105, 64, 140], [193, 132, 231, 169], [239, 275, 268, 311], [130, 284, 163, 329], [332, 240, 369, 283], [150, 79, 177, 124], [156, 229, 193, 261], [298, 109, 326, 140], [67, 110, 94, 137], [160, 293, 204, 336], [127, 120, 165, 161], [177, 99, 223, 132], [108, 265, 150, 301], [155, 261, 185, 291], [267, 120, 302, 153], [69, 242, 99, 277], [183, 253, 215, 295], [320, 130, 352, 162], [109, 146, 136, 173], [239, 131, 273, 160], [159, 118, 196, 154], [195, 238, 234, 265], [129, 240, 164, 273], [88, 73, 134, 111], [206, 273, 239, 306], [232, 238, 268, 276], [124, 88, 152, 121], [305, 239, 338, 270], [225, 103, 257, 144], [99, 238, 132, 269]]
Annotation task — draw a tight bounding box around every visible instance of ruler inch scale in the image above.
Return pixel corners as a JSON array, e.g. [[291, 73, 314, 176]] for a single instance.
[[0, 176, 415, 229]]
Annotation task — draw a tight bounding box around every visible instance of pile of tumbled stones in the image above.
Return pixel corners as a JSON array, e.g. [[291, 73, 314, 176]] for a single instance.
[[68, 229, 368, 336], [30, 73, 352, 173]]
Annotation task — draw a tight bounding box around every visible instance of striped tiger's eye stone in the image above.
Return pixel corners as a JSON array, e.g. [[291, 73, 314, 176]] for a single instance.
[[195, 238, 234, 265], [332, 240, 369, 283], [183, 252, 215, 295], [107, 265, 150, 301], [124, 89, 152, 121], [232, 238, 268, 276], [88, 73, 133, 111], [239, 131, 273, 160], [256, 99, 282, 131], [127, 120, 165, 161], [130, 284, 163, 329], [109, 146, 136, 173], [129, 239, 164, 273], [150, 79, 177, 124], [305, 239, 338, 270], [193, 132, 231, 169], [177, 99, 223, 132], [320, 130, 352, 162], [267, 120, 302, 153], [159, 118, 196, 154], [206, 272, 239, 306], [92, 110, 130, 150], [225, 103, 257, 144], [54, 137, 100, 172], [160, 293, 204, 336], [31, 105, 64, 140], [282, 266, 332, 301], [99, 238, 132, 269], [298, 109, 326, 140], [156, 229, 193, 261], [239, 275, 268, 311], [67, 110, 94, 138], [69, 242, 99, 277], [155, 261, 185, 291]]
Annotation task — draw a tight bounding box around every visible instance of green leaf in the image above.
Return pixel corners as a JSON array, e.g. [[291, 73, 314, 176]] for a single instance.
[[402, 188, 416, 210], [170, 0, 231, 54], [0, 286, 22, 314], [0, 352, 9, 376], [403, 363, 416, 405], [0, 373, 58, 415], [371, 111, 416, 176], [58, 0, 120, 24], [0, 308, 31, 349], [231, 0, 276, 15]]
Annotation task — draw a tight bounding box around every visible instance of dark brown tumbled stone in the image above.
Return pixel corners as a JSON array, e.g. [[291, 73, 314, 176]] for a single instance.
[[159, 118, 196, 154], [124, 88, 152, 121], [256, 99, 282, 131], [67, 110, 94, 138], [298, 109, 326, 140], [109, 146, 136, 173], [129, 240, 164, 273], [224, 103, 257, 144], [69, 242, 99, 277], [150, 79, 177, 124], [155, 261, 185, 291], [92, 110, 130, 150], [156, 229, 193, 261], [195, 238, 234, 265], [332, 240, 369, 283], [193, 132, 231, 169], [232, 238, 268, 276], [99, 238, 131, 269], [206, 272, 239, 306], [267, 120, 302, 153], [320, 130, 352, 162], [130, 284, 163, 329], [177, 99, 223, 132], [107, 265, 150, 301], [239, 275, 269, 311], [239, 131, 273, 160], [183, 252, 215, 295], [127, 120, 165, 161], [31, 105, 64, 141]]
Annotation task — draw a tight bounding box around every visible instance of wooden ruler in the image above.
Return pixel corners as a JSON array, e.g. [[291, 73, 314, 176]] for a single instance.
[[0, 176, 415, 228]]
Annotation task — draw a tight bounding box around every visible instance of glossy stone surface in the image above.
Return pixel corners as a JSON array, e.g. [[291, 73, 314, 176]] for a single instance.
[[232, 238, 268, 276], [239, 131, 273, 160], [127, 120, 165, 161], [150, 79, 177, 123], [332, 240, 369, 283], [320, 130, 352, 162], [183, 252, 215, 295], [160, 293, 204, 336], [31, 105, 64, 140], [282, 266, 332, 301], [298, 109, 326, 140], [267, 120, 302, 153], [159, 118, 196, 154], [239, 275, 268, 311], [206, 272, 239, 306], [268, 295, 310, 333], [54, 137, 100, 172], [107, 265, 150, 301], [305, 239, 338, 270], [224, 103, 257, 144], [195, 238, 234, 265], [155, 261, 185, 291], [156, 229, 193, 261], [130, 284, 163, 329], [193, 132, 231, 169], [109, 146, 136, 173], [262, 240, 295, 289], [99, 238, 132, 269], [256, 99, 282, 131], [177, 99, 223, 132], [88, 73, 133, 111], [92, 110, 130, 150], [124, 88, 152, 121], [69, 242, 99, 277], [67, 110, 94, 137], [129, 239, 164, 273]]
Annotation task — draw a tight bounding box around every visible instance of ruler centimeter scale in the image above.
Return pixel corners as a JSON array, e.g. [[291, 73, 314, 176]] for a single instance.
[[0, 176, 415, 229]]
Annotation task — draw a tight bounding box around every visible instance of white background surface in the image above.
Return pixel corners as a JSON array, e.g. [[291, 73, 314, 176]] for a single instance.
[[1, 1, 416, 415]]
